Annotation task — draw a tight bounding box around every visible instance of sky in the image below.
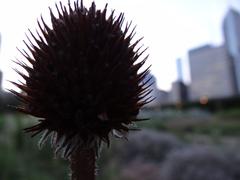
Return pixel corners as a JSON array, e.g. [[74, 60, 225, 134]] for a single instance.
[[0, 0, 239, 91]]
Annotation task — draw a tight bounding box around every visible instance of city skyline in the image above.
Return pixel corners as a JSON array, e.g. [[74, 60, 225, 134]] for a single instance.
[[0, 0, 239, 91], [154, 8, 240, 106]]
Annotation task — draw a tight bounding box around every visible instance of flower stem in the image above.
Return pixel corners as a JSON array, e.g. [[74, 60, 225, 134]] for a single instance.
[[70, 148, 96, 180]]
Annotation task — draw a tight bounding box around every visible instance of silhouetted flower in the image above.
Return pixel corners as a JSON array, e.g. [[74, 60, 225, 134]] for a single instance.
[[10, 1, 151, 158]]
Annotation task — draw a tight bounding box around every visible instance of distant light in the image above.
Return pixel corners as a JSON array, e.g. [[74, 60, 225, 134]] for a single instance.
[[175, 101, 182, 109], [200, 96, 208, 105]]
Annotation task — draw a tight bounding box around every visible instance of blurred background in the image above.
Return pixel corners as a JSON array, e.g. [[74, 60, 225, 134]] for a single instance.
[[0, 0, 240, 180]]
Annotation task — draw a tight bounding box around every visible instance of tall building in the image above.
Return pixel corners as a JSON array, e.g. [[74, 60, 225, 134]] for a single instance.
[[169, 81, 188, 104], [168, 58, 188, 104], [223, 9, 240, 93], [188, 45, 236, 101], [176, 58, 184, 81], [142, 73, 161, 107]]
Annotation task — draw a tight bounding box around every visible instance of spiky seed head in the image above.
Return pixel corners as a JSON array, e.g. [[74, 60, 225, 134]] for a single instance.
[[10, 1, 152, 158]]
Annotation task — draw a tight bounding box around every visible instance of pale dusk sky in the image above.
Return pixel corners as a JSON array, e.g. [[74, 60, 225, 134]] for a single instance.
[[0, 0, 239, 91]]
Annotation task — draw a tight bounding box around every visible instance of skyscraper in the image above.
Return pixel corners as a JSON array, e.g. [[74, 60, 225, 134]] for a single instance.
[[188, 45, 236, 101], [176, 58, 184, 82], [223, 9, 240, 93], [142, 73, 161, 107]]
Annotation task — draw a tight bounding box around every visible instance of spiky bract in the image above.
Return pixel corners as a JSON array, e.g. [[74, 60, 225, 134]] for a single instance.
[[11, 1, 152, 158]]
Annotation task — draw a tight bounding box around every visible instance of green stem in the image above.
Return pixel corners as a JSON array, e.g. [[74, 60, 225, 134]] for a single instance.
[[70, 148, 96, 180]]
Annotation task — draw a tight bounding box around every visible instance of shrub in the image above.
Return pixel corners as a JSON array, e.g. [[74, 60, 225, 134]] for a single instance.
[[116, 129, 183, 164], [120, 158, 161, 180], [160, 145, 235, 180]]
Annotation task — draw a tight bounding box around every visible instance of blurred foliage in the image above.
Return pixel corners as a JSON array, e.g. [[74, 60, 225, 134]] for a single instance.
[[0, 114, 69, 180], [215, 107, 240, 119], [1, 108, 240, 180], [160, 145, 238, 180], [139, 118, 240, 136], [138, 108, 240, 136]]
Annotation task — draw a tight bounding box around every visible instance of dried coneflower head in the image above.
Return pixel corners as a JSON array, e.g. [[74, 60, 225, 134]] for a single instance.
[[11, 0, 152, 159]]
